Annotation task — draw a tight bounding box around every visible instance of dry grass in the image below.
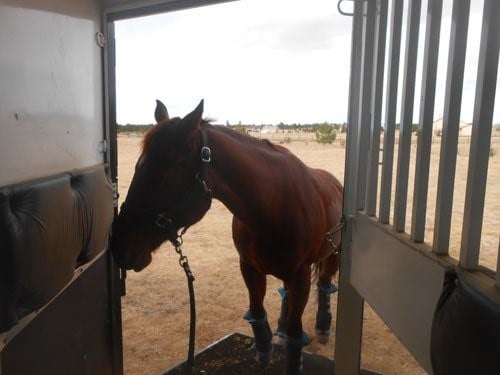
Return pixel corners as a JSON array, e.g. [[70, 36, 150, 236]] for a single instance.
[[117, 132, 499, 375]]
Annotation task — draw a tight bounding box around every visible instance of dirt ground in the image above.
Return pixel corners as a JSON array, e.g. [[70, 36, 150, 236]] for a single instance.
[[117, 132, 499, 375]]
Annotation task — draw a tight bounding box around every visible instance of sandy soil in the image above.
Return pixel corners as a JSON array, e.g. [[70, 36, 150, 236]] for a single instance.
[[117, 132, 499, 375]]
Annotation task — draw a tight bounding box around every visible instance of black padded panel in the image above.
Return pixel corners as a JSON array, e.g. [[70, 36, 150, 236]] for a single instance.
[[0, 165, 113, 333], [431, 268, 500, 375], [70, 167, 114, 265]]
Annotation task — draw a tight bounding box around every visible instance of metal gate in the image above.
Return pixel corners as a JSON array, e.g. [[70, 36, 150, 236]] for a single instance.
[[335, 0, 500, 372]]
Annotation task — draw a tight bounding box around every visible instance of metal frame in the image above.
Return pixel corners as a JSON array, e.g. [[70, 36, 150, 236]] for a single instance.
[[338, 0, 500, 372], [379, 0, 404, 224]]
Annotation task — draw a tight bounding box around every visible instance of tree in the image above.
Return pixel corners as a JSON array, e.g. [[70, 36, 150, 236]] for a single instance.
[[232, 124, 247, 134], [315, 123, 337, 144]]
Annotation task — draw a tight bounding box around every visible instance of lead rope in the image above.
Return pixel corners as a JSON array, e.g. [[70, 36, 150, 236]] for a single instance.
[[173, 235, 196, 375]]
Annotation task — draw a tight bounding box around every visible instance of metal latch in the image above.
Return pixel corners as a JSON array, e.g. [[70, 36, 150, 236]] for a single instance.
[[338, 0, 354, 16], [112, 182, 119, 208]]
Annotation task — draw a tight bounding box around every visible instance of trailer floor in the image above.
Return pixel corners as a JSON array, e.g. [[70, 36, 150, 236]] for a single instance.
[[165, 332, 380, 374]]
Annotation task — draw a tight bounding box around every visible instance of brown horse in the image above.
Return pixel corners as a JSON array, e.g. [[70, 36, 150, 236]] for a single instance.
[[110, 100, 343, 374]]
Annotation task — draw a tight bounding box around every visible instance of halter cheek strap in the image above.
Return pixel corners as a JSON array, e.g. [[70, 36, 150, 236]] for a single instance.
[[197, 130, 212, 195], [155, 130, 213, 242]]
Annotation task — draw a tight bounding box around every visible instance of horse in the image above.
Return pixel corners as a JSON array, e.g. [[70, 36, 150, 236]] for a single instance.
[[110, 100, 343, 374]]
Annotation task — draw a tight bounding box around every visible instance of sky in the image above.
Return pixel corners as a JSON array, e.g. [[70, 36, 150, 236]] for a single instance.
[[115, 0, 499, 126]]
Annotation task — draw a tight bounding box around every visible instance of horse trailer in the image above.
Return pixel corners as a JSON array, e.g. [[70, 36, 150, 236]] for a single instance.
[[1, 0, 499, 374]]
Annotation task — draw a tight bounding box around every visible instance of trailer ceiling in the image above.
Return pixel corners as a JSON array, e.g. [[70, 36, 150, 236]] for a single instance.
[[102, 0, 238, 21]]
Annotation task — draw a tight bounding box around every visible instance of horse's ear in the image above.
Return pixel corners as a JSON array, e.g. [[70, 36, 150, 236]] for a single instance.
[[154, 99, 169, 123], [179, 99, 204, 137]]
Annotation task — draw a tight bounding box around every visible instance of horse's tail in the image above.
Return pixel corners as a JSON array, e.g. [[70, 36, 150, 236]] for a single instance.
[[311, 250, 340, 289], [311, 261, 322, 286]]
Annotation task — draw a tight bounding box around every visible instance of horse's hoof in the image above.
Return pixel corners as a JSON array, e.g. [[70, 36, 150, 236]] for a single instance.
[[250, 343, 274, 366], [273, 332, 287, 346], [315, 329, 331, 345]]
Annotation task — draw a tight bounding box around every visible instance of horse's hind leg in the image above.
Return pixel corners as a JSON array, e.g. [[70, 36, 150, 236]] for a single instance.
[[315, 253, 339, 344], [240, 260, 273, 365]]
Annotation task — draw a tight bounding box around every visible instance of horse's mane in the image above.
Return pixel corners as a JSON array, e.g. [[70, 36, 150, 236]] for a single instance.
[[141, 121, 171, 153], [208, 124, 288, 154], [141, 118, 210, 153], [141, 119, 288, 156]]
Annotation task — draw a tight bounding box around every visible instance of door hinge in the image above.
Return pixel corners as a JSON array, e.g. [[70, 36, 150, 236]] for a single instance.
[[99, 139, 108, 153], [96, 32, 106, 47]]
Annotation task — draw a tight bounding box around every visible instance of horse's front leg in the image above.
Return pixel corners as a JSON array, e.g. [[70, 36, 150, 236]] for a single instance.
[[240, 260, 274, 366], [274, 283, 289, 344], [285, 265, 311, 374]]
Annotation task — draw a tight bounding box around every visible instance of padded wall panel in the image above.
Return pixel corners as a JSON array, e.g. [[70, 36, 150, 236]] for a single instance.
[[0, 165, 113, 333], [431, 269, 500, 374]]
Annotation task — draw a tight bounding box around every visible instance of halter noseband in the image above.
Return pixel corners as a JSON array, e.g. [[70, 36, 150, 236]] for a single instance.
[[154, 130, 213, 242]]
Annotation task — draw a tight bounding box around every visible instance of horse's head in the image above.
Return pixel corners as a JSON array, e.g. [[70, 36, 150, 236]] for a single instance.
[[110, 100, 212, 271]]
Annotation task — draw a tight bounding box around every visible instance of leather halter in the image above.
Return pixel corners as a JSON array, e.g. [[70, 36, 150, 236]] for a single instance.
[[119, 130, 212, 244], [154, 129, 213, 242]]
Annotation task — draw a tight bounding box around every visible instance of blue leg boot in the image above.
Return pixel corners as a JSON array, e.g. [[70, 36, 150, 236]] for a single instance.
[[315, 282, 337, 344], [243, 310, 274, 366], [286, 334, 309, 375], [275, 287, 288, 344]]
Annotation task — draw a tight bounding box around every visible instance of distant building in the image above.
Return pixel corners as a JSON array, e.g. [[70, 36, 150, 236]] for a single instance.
[[260, 125, 278, 134], [433, 117, 471, 137]]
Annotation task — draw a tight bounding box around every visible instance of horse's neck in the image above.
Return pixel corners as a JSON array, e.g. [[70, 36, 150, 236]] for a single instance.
[[206, 126, 277, 224]]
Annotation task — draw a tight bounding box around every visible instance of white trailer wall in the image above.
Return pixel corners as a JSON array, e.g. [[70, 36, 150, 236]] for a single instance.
[[0, 0, 105, 186]]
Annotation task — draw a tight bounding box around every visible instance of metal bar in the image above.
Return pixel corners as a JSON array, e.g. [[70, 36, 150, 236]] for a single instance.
[[497, 240, 500, 288], [393, 0, 422, 233], [410, 0, 443, 242], [432, 0, 470, 254], [343, 3, 363, 216], [335, 216, 365, 374], [379, 0, 404, 224], [356, 0, 377, 210], [104, 21, 118, 187], [103, 19, 125, 375], [460, 0, 500, 269], [335, 0, 365, 372], [365, 0, 388, 216]]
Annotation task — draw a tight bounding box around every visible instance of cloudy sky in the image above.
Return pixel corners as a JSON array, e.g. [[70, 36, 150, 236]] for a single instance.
[[115, 0, 499, 126]]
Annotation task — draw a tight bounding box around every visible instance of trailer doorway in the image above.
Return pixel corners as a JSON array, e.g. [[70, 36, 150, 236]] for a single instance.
[[104, 1, 356, 373], [103, 1, 416, 374]]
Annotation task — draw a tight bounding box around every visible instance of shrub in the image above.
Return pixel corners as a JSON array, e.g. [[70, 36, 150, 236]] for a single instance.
[[232, 125, 247, 134], [315, 124, 337, 145]]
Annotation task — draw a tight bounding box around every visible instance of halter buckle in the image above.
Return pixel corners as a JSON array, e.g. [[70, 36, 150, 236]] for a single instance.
[[155, 213, 172, 229], [201, 146, 211, 163]]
